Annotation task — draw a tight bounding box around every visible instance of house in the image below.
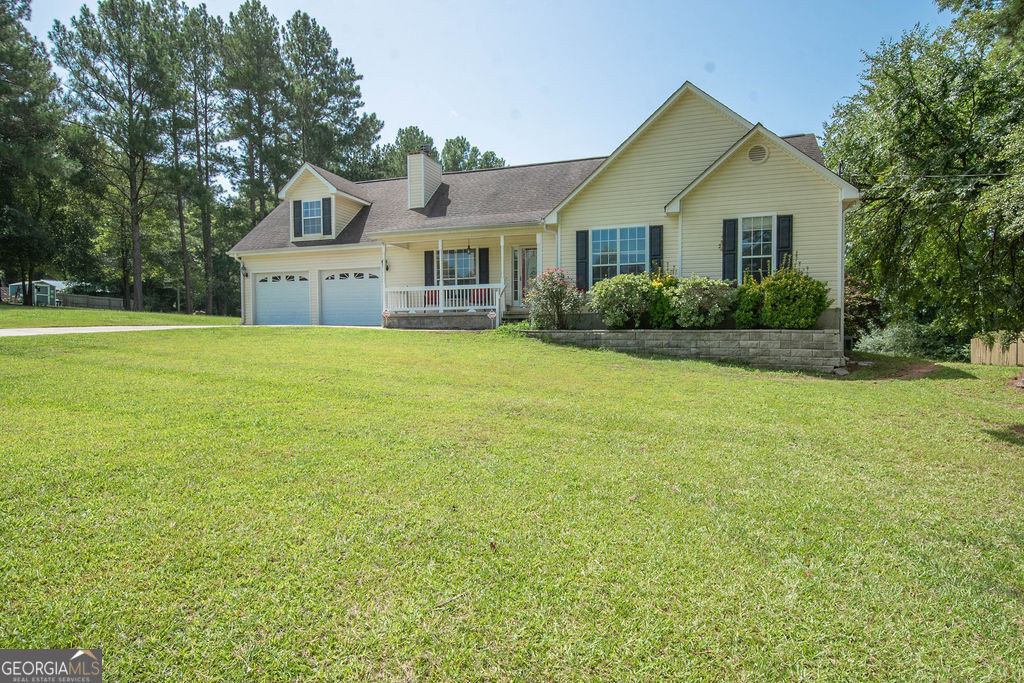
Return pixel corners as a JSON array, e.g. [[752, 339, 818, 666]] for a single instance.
[[229, 82, 859, 333]]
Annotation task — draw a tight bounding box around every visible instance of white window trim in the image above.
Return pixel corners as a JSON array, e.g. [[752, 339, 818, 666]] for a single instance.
[[737, 212, 777, 284], [301, 199, 323, 237], [436, 247, 479, 286], [588, 224, 650, 285]]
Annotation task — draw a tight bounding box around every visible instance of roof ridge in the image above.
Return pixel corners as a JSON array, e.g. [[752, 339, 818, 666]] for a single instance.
[[440, 156, 609, 176], [353, 155, 608, 184], [780, 133, 816, 139]]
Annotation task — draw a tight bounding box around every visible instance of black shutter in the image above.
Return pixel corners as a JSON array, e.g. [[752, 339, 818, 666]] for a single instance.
[[649, 225, 663, 273], [722, 219, 738, 281], [292, 200, 302, 238], [424, 250, 434, 286], [321, 197, 332, 235], [478, 247, 489, 284], [776, 215, 793, 270], [575, 230, 589, 291]]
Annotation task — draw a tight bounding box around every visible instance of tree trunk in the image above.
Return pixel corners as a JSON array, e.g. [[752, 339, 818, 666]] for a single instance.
[[25, 264, 34, 307], [119, 213, 131, 310], [129, 167, 143, 312], [19, 265, 27, 307], [172, 101, 193, 315], [177, 190, 193, 314]]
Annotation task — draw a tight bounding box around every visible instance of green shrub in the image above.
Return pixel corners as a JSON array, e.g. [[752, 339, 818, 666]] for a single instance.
[[758, 267, 832, 329], [855, 321, 970, 361], [732, 280, 763, 329], [524, 268, 586, 329], [492, 320, 532, 338], [590, 273, 656, 329], [648, 273, 680, 329], [668, 276, 735, 328]]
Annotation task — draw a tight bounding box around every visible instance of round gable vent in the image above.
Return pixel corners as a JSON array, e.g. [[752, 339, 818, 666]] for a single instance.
[[747, 144, 768, 163]]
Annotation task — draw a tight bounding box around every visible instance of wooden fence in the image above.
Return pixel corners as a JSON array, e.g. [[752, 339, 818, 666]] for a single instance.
[[57, 293, 125, 310], [971, 335, 1024, 366]]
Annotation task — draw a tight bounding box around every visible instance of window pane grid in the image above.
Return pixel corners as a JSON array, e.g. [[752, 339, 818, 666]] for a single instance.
[[740, 215, 774, 282], [590, 226, 646, 283], [302, 200, 322, 236], [438, 249, 477, 286]]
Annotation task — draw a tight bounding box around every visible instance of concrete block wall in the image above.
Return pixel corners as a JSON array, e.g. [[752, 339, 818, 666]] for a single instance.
[[524, 328, 843, 373]]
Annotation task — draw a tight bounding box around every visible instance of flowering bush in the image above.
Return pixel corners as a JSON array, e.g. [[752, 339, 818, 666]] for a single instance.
[[589, 273, 657, 328], [759, 266, 833, 329], [524, 268, 586, 329], [649, 272, 681, 329], [669, 276, 735, 328]]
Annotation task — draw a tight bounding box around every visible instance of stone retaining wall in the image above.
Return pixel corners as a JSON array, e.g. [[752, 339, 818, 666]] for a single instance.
[[524, 328, 843, 373]]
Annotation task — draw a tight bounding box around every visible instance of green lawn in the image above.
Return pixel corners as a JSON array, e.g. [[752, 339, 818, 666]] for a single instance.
[[0, 303, 239, 327], [1, 328, 1022, 679]]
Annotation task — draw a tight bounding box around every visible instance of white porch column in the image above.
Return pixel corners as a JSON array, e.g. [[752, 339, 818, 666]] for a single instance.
[[437, 238, 443, 313], [499, 234, 506, 308], [536, 231, 543, 273], [381, 243, 387, 316]]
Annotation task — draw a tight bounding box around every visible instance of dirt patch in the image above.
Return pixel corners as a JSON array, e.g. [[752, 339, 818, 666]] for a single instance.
[[890, 362, 940, 380], [1007, 370, 1024, 392]]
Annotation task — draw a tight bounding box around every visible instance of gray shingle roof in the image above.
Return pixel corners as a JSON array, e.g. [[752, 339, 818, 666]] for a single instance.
[[305, 163, 372, 203], [780, 133, 825, 165], [231, 134, 827, 254], [231, 156, 604, 252]]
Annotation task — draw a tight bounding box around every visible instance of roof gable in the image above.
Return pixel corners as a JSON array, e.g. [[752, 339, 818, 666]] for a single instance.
[[543, 81, 752, 224], [229, 157, 604, 253], [277, 162, 371, 205], [664, 125, 859, 213]]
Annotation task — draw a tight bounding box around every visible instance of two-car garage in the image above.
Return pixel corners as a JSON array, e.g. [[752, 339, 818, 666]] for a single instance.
[[252, 268, 382, 326]]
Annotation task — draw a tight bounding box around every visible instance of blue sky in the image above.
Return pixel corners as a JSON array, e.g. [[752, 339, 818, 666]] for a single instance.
[[28, 0, 949, 166]]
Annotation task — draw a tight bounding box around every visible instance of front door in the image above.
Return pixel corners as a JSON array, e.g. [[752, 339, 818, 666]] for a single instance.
[[516, 247, 538, 306]]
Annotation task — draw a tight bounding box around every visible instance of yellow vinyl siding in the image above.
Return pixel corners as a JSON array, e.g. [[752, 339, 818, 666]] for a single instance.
[[283, 168, 364, 236], [240, 247, 381, 324], [679, 132, 840, 299], [407, 156, 423, 208], [424, 157, 441, 202], [334, 196, 363, 230], [557, 90, 748, 279], [286, 170, 330, 200]]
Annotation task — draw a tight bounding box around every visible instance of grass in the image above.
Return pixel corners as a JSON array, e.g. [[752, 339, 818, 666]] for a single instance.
[[1, 327, 1023, 679], [0, 303, 239, 328]]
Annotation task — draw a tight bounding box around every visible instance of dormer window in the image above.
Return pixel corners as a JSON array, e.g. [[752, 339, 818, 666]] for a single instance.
[[291, 197, 332, 239], [302, 200, 322, 236]]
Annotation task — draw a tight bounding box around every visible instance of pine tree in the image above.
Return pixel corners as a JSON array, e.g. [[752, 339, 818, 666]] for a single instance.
[[51, 0, 167, 311], [222, 0, 287, 224]]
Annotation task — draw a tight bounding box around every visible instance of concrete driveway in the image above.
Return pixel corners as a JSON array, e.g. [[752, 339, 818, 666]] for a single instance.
[[0, 325, 226, 337]]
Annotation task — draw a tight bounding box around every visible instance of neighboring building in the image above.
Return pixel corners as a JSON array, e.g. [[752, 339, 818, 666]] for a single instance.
[[229, 82, 859, 330], [8, 280, 64, 306]]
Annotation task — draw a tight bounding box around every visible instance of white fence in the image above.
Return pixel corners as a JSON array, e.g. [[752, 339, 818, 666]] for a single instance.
[[384, 284, 505, 314]]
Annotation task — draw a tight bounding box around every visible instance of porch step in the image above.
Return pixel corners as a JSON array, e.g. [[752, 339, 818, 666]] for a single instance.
[[503, 308, 529, 321]]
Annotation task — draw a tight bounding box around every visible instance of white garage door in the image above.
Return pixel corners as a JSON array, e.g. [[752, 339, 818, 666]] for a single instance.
[[254, 272, 310, 325], [321, 269, 382, 326]]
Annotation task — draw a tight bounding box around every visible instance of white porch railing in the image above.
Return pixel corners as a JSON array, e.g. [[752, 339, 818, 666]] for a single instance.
[[385, 283, 505, 320]]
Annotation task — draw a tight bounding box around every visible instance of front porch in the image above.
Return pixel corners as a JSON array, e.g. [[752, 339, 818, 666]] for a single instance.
[[379, 230, 549, 329]]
